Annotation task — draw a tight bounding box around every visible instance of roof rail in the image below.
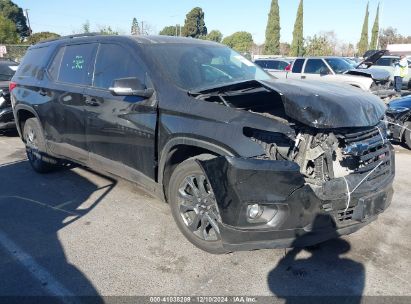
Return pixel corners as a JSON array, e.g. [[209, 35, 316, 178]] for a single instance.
[[37, 32, 101, 44]]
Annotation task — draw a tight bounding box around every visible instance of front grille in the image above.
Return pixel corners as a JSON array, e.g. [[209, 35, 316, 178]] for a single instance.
[[337, 207, 355, 222], [343, 124, 391, 183]]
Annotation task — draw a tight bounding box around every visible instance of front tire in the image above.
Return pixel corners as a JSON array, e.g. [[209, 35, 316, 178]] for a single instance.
[[403, 122, 411, 149], [168, 154, 228, 254], [23, 118, 58, 173]]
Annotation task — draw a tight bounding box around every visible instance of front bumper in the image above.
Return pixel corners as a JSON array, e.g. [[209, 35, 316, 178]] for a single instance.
[[199, 153, 395, 251], [0, 107, 15, 130]]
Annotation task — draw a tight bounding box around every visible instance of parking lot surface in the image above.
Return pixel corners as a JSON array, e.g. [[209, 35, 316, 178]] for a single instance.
[[0, 132, 410, 299]]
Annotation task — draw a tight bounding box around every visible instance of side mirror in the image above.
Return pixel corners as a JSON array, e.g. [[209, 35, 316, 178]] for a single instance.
[[320, 68, 330, 76], [109, 77, 154, 98]]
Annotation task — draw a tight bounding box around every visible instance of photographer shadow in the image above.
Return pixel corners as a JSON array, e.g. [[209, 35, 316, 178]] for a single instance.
[[267, 214, 365, 304]]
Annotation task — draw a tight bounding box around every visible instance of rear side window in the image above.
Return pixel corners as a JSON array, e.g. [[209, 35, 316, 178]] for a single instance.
[[254, 60, 266, 69], [57, 44, 97, 85], [292, 59, 304, 73], [304, 59, 330, 74], [93, 43, 143, 89], [277, 61, 289, 70], [15, 47, 49, 78], [265, 61, 279, 70]]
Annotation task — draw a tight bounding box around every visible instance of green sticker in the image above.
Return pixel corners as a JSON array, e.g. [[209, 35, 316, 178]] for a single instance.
[[72, 56, 85, 70]]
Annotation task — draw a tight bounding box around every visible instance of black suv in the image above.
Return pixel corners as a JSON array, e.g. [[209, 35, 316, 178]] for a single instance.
[[0, 59, 18, 132], [11, 34, 394, 253]]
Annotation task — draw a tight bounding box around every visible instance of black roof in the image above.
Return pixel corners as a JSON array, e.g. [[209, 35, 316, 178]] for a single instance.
[[34, 33, 220, 48]]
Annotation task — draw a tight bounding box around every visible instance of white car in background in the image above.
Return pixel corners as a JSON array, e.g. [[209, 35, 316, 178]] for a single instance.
[[254, 58, 292, 79], [286, 56, 392, 98]]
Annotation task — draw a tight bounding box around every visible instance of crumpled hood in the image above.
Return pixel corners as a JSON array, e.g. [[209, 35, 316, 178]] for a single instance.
[[261, 79, 386, 129], [345, 68, 391, 81]]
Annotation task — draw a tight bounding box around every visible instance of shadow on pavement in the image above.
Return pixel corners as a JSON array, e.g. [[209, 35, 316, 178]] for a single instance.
[[0, 160, 115, 300], [267, 214, 365, 304]]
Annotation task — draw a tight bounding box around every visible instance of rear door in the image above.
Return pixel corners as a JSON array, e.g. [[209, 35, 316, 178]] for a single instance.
[[84, 42, 158, 180], [286, 58, 305, 79], [44, 43, 98, 163]]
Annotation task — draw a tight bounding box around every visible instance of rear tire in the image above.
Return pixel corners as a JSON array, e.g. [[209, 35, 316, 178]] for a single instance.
[[403, 122, 411, 149], [167, 154, 228, 254], [23, 118, 59, 173]]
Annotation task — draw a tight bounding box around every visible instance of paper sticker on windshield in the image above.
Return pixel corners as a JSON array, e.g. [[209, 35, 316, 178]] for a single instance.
[[72, 55, 85, 70], [233, 55, 255, 67], [8, 66, 18, 71]]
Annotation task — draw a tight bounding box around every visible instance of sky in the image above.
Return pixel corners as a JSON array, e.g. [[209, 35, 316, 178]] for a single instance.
[[13, 0, 411, 45]]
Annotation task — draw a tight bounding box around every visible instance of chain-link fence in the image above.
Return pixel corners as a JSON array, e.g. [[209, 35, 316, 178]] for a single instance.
[[0, 45, 30, 62]]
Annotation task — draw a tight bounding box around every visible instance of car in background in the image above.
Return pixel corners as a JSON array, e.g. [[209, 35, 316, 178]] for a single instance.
[[368, 55, 411, 90], [386, 95, 411, 148], [286, 57, 392, 98], [0, 60, 18, 132], [254, 58, 292, 78]]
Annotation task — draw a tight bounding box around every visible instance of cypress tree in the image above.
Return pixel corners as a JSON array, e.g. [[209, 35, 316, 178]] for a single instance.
[[358, 2, 369, 55], [131, 18, 140, 36], [264, 0, 281, 55], [370, 4, 380, 50], [290, 0, 304, 57]]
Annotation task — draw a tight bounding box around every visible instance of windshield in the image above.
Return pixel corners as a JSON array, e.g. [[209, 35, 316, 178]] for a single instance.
[[146, 44, 271, 91], [325, 58, 353, 74], [0, 63, 18, 81]]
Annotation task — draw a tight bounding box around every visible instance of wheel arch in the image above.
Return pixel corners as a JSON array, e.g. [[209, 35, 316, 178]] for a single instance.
[[14, 105, 40, 141], [158, 137, 236, 199]]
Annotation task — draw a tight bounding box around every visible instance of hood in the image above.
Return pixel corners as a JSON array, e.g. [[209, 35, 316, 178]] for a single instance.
[[388, 95, 411, 109], [261, 79, 386, 129], [358, 50, 388, 68], [345, 68, 391, 81]]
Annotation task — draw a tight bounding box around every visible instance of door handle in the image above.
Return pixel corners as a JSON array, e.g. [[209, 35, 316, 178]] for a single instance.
[[84, 96, 100, 106], [301, 75, 306, 79]]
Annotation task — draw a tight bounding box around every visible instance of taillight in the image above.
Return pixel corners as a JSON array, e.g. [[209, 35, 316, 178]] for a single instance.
[[9, 81, 17, 92], [285, 64, 291, 71]]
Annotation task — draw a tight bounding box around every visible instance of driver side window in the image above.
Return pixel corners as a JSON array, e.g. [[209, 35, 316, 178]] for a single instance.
[[304, 59, 330, 74], [93, 43, 144, 89]]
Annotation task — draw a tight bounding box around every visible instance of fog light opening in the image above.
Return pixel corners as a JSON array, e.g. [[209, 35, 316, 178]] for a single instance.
[[248, 204, 263, 220]]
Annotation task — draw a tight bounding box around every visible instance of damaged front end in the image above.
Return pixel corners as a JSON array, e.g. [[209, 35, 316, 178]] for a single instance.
[[194, 80, 395, 251]]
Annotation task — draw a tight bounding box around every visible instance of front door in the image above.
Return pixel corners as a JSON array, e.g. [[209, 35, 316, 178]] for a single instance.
[[84, 43, 158, 180]]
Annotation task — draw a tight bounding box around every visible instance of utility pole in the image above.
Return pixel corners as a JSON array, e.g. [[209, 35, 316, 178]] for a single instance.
[[141, 21, 144, 35], [25, 9, 32, 36]]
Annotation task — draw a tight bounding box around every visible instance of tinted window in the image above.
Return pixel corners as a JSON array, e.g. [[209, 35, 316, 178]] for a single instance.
[[292, 59, 304, 73], [304, 59, 330, 74], [58, 44, 97, 85], [15, 47, 49, 78], [265, 61, 279, 70], [277, 61, 289, 70], [48, 47, 64, 80], [0, 62, 18, 81], [254, 60, 267, 68], [375, 58, 394, 66], [93, 44, 143, 89]]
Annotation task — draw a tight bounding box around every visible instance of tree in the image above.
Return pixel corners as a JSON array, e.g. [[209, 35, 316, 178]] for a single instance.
[[27, 32, 60, 44], [98, 26, 118, 35], [358, 2, 369, 56], [182, 7, 207, 38], [305, 34, 335, 56], [0, 14, 19, 43], [205, 30, 223, 43], [264, 0, 281, 55], [290, 0, 304, 57], [82, 20, 91, 33], [222, 31, 253, 53], [379, 27, 411, 49], [370, 4, 380, 49], [0, 0, 30, 39], [131, 17, 140, 36], [159, 25, 178, 36]]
